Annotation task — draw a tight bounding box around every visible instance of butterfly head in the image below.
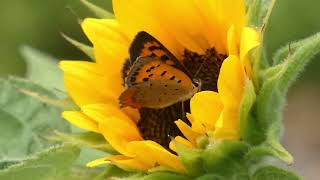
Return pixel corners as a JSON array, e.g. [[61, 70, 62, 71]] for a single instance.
[[192, 78, 202, 92]]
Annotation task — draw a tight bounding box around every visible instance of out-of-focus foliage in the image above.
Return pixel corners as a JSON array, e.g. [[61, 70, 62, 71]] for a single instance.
[[265, 0, 320, 83], [0, 0, 112, 77]]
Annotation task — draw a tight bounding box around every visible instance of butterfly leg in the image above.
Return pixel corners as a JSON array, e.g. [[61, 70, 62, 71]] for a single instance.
[[181, 101, 186, 122]]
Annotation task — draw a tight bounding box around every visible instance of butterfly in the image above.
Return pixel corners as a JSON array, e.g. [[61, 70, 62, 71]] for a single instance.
[[119, 31, 201, 109]]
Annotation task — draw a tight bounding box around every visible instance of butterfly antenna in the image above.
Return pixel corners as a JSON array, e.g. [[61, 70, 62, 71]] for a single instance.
[[193, 57, 208, 79]]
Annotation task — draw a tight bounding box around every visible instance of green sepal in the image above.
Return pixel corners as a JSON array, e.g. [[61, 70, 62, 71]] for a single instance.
[[61, 33, 94, 60], [201, 140, 250, 178], [252, 166, 301, 180], [245, 141, 293, 164], [0, 144, 80, 180], [240, 79, 257, 142], [175, 142, 205, 177], [50, 131, 117, 154], [122, 172, 190, 180], [80, 0, 114, 18], [247, 0, 276, 28]]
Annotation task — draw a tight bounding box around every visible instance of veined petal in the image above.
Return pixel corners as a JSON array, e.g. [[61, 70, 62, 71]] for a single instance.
[[227, 25, 239, 56], [81, 18, 130, 66], [150, 0, 210, 53], [121, 107, 140, 123], [87, 155, 150, 171], [127, 141, 186, 173], [82, 104, 142, 156], [175, 120, 200, 145], [195, 0, 245, 53], [218, 55, 245, 108], [169, 136, 194, 152], [190, 91, 223, 131], [82, 104, 141, 140], [62, 111, 99, 133], [240, 27, 260, 76], [113, 0, 184, 58], [60, 61, 119, 106], [240, 27, 260, 61]]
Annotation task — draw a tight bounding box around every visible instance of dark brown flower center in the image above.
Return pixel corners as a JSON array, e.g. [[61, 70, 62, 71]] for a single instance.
[[122, 47, 226, 149]]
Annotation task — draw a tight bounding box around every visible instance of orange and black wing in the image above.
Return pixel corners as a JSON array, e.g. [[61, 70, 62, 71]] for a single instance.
[[128, 31, 190, 76]]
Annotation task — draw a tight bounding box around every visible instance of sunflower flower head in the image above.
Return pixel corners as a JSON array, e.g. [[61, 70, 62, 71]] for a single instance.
[[60, 0, 263, 175]]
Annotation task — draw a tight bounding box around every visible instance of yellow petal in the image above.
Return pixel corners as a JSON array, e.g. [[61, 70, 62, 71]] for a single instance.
[[214, 115, 240, 140], [240, 27, 260, 77], [186, 113, 205, 134], [62, 111, 99, 133], [175, 120, 200, 145], [82, 104, 142, 156], [169, 136, 194, 152], [59, 61, 119, 106], [218, 55, 245, 108], [150, 0, 210, 53], [81, 18, 130, 67], [81, 18, 129, 93], [113, 0, 184, 58], [127, 140, 186, 173], [86, 156, 110, 167], [121, 107, 140, 123], [240, 27, 260, 61], [190, 91, 223, 131], [227, 25, 239, 56], [195, 0, 245, 53], [87, 155, 150, 171]]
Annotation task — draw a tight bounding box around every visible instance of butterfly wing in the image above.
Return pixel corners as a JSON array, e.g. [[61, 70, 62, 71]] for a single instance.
[[120, 56, 198, 109], [125, 56, 192, 87], [128, 31, 190, 77], [119, 79, 197, 109]]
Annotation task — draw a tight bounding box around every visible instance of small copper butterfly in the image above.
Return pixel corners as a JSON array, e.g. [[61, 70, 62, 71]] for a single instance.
[[119, 31, 201, 109]]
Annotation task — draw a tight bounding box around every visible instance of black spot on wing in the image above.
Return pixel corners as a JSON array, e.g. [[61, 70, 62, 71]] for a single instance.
[[161, 71, 167, 76], [143, 78, 149, 82]]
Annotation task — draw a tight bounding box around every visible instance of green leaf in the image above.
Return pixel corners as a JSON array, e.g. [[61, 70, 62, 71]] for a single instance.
[[201, 140, 250, 178], [80, 0, 114, 18], [61, 33, 94, 60], [252, 32, 320, 162], [20, 46, 64, 91], [239, 79, 257, 142], [245, 141, 293, 164], [276, 32, 320, 93], [50, 131, 116, 154], [175, 143, 205, 177], [0, 77, 70, 160], [0, 144, 80, 180], [252, 166, 300, 180], [247, 0, 276, 28]]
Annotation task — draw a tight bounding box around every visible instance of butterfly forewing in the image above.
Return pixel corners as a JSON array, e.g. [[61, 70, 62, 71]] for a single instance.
[[129, 31, 190, 76], [125, 56, 193, 88], [120, 31, 199, 109]]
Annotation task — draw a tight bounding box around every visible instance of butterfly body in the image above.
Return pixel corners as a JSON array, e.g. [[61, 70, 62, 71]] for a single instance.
[[120, 31, 200, 109]]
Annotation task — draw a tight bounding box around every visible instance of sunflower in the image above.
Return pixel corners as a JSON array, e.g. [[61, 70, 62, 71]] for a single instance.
[[60, 0, 259, 173]]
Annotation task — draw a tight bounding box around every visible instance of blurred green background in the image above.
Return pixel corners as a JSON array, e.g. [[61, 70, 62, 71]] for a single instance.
[[0, 0, 319, 179]]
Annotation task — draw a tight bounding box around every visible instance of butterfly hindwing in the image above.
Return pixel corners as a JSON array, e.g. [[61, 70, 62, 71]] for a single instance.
[[120, 79, 196, 109]]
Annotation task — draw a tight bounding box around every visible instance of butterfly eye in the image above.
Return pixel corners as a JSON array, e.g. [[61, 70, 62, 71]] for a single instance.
[[192, 79, 202, 88]]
